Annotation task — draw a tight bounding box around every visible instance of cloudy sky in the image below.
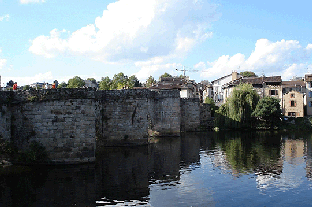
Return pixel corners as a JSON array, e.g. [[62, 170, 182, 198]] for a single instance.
[[1, 0, 312, 86]]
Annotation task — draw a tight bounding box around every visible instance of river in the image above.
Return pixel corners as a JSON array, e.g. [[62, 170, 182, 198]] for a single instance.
[[1, 131, 312, 206]]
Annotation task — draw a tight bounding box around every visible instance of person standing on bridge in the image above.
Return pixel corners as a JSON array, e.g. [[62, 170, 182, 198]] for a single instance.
[[13, 82, 17, 90]]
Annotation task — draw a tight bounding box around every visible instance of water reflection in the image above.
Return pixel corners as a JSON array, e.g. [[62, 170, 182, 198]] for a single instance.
[[1, 132, 312, 206]]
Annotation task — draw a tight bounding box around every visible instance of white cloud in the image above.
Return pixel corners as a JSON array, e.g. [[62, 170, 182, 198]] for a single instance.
[[0, 14, 9, 22], [133, 57, 182, 81], [0, 59, 7, 69], [200, 39, 312, 81], [29, 0, 219, 63], [0, 49, 7, 70], [3, 71, 53, 86], [20, 0, 45, 4]]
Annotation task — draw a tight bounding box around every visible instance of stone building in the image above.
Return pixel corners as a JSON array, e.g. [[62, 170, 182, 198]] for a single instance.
[[305, 74, 312, 116], [222, 76, 282, 102], [149, 76, 199, 99], [282, 91, 304, 117], [211, 71, 241, 105]]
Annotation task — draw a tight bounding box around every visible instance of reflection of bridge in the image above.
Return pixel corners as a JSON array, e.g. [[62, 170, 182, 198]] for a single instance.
[[0, 89, 211, 163], [0, 133, 212, 206]]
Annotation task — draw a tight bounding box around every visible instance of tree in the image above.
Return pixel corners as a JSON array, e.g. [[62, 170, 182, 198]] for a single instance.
[[57, 82, 67, 88], [127, 75, 141, 89], [252, 96, 282, 128], [99, 76, 112, 90], [215, 83, 259, 129], [159, 72, 172, 80], [204, 97, 217, 116], [67, 76, 85, 88], [111, 72, 128, 89], [87, 78, 97, 84], [23, 85, 30, 90], [146, 76, 156, 87], [239, 71, 257, 77]]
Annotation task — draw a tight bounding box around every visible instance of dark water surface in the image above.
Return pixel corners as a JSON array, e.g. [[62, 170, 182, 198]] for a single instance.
[[1, 131, 312, 206]]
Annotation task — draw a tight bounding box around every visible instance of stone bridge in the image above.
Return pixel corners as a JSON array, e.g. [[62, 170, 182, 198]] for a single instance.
[[0, 88, 211, 163]]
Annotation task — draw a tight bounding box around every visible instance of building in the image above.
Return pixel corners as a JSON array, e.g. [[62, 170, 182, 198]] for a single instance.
[[222, 76, 282, 102], [282, 91, 304, 117], [149, 76, 199, 99], [211, 71, 241, 105], [202, 81, 213, 103], [84, 79, 98, 88], [305, 74, 312, 116]]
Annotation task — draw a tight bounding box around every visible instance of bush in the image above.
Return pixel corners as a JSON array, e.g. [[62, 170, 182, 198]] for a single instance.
[[17, 141, 50, 164]]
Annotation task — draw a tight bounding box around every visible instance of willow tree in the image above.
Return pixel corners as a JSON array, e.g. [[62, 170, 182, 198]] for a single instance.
[[215, 83, 259, 129]]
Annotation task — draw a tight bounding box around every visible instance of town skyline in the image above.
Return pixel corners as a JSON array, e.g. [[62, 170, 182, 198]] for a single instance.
[[1, 0, 312, 86]]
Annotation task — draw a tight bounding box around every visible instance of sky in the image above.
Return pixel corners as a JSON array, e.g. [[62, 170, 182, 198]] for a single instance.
[[1, 0, 312, 86]]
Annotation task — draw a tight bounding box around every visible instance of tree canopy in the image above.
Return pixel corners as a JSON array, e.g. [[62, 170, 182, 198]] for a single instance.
[[87, 78, 97, 83], [146, 76, 156, 87], [215, 83, 259, 129], [99, 76, 112, 90], [57, 82, 67, 88], [252, 96, 282, 128], [159, 72, 172, 80], [239, 71, 257, 77], [99, 73, 141, 90], [67, 76, 85, 88], [204, 97, 218, 116]]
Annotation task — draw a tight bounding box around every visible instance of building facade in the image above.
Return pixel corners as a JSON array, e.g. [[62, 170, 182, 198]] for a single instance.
[[282, 91, 304, 117]]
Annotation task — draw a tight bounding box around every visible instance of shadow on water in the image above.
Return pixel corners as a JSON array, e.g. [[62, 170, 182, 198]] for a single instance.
[[1, 131, 312, 206]]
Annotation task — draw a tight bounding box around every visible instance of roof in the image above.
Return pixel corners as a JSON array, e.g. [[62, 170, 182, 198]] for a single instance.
[[305, 74, 312, 82], [282, 81, 305, 87], [211, 73, 232, 83], [223, 76, 282, 88]]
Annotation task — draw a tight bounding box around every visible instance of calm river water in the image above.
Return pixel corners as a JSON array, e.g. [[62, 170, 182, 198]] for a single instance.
[[1, 131, 312, 206]]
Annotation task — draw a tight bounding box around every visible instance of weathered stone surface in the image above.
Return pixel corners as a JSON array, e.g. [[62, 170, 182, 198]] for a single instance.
[[0, 88, 211, 163]]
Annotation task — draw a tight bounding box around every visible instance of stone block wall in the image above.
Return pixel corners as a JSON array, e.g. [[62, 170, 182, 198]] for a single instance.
[[96, 90, 151, 147], [180, 98, 201, 132], [10, 98, 97, 163], [200, 103, 213, 130], [152, 90, 181, 136], [0, 88, 209, 163]]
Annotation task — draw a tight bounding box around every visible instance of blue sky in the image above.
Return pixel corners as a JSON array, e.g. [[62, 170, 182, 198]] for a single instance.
[[1, 0, 312, 86]]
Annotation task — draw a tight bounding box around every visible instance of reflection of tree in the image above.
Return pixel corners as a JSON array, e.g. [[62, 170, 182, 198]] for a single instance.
[[212, 131, 282, 176]]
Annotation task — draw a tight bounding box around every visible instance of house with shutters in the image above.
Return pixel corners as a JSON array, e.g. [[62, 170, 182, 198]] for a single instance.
[[282, 91, 304, 117], [281, 80, 305, 117]]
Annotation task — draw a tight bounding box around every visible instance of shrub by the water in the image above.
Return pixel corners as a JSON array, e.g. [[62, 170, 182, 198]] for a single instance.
[[17, 141, 50, 164]]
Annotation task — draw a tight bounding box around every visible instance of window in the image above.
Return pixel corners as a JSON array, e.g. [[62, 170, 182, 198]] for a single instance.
[[270, 90, 278, 95], [309, 91, 312, 98], [290, 93, 295, 98], [290, 101, 296, 107], [288, 112, 296, 117], [310, 102, 312, 107]]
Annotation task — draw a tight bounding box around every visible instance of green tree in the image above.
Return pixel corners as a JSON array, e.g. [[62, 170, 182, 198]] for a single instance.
[[146, 76, 156, 87], [159, 72, 172, 80], [87, 78, 97, 83], [252, 96, 282, 129], [57, 82, 67, 88], [239, 71, 257, 77], [127, 75, 141, 89], [67, 76, 85, 88], [204, 97, 217, 117], [23, 85, 30, 90], [215, 83, 259, 129], [99, 76, 112, 90], [111, 72, 128, 89]]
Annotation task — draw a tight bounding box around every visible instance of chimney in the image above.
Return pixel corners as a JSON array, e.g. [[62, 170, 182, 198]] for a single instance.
[[232, 71, 238, 81]]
